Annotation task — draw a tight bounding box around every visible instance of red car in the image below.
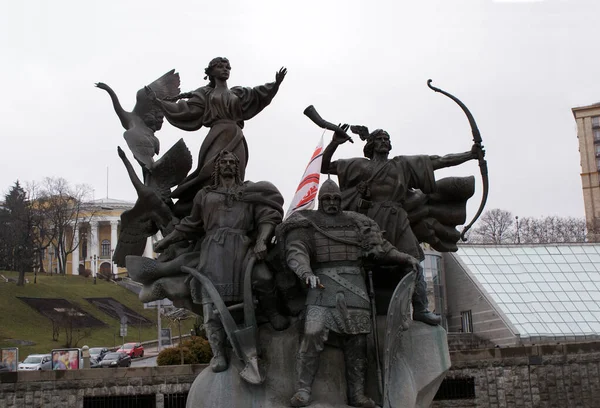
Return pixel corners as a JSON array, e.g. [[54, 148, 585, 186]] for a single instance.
[[116, 342, 144, 358]]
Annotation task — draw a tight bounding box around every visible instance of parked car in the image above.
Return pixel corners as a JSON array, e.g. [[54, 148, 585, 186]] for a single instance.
[[89, 347, 109, 362], [116, 342, 144, 358], [99, 352, 131, 368], [39, 359, 53, 370], [18, 354, 51, 370], [90, 357, 101, 368]]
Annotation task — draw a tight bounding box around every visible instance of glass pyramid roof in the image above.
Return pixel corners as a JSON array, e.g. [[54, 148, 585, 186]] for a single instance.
[[456, 244, 600, 340]]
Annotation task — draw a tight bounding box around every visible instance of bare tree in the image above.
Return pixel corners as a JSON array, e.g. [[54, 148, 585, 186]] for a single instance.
[[468, 208, 515, 244], [34, 178, 95, 275], [53, 309, 91, 348], [518, 216, 586, 244], [26, 181, 58, 274], [467, 209, 589, 245]]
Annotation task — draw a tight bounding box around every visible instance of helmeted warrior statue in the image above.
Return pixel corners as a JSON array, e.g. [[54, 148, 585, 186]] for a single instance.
[[279, 179, 420, 408]]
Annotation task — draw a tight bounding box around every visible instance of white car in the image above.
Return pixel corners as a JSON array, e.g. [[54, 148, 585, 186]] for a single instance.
[[18, 354, 51, 370]]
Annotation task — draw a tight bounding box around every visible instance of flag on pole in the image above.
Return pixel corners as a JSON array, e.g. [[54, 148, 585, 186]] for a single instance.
[[285, 135, 324, 218]]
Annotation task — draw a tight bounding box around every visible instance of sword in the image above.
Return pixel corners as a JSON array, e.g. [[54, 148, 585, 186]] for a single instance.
[[368, 269, 384, 399]]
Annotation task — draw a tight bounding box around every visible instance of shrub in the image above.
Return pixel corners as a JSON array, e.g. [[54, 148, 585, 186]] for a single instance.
[[156, 336, 213, 366]]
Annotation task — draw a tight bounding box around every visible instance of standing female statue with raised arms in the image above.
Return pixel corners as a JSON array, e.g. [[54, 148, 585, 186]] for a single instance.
[[157, 57, 287, 215]]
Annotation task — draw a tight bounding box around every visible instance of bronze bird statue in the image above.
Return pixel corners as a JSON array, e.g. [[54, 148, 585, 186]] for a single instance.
[[96, 70, 181, 183], [112, 142, 192, 267]]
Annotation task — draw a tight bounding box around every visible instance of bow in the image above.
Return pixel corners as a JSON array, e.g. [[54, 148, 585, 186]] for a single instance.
[[427, 79, 488, 241]]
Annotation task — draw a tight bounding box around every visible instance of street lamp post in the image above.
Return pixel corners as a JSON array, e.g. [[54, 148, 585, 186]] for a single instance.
[[93, 255, 97, 285], [515, 216, 521, 244], [111, 249, 115, 281]]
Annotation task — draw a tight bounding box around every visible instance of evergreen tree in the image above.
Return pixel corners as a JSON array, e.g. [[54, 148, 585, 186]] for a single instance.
[[2, 181, 34, 285]]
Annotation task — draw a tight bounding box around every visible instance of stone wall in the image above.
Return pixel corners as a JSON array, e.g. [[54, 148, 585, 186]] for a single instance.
[[0, 364, 206, 408], [432, 342, 600, 408], [4, 342, 600, 408]]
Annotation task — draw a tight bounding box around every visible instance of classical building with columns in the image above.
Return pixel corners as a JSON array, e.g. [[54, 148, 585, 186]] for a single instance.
[[39, 198, 150, 277]]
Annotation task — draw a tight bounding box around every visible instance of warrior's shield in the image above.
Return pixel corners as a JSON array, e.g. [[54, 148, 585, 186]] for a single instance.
[[382, 270, 416, 408]]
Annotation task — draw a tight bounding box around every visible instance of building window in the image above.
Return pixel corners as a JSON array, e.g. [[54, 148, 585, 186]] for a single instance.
[[595, 145, 600, 157], [594, 130, 600, 143], [83, 395, 156, 408], [434, 377, 476, 400], [80, 237, 87, 259], [40, 249, 45, 260], [164, 393, 188, 408], [593, 116, 600, 128], [596, 158, 600, 172], [101, 240, 111, 257], [461, 310, 473, 333]]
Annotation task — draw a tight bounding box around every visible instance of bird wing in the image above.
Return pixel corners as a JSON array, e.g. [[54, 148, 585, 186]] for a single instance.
[[112, 189, 174, 267], [148, 139, 193, 201], [112, 207, 158, 267], [147, 69, 181, 100], [132, 70, 180, 118], [123, 127, 159, 169]]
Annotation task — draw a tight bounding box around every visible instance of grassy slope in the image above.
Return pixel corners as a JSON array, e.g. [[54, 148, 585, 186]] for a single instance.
[[0, 271, 195, 358]]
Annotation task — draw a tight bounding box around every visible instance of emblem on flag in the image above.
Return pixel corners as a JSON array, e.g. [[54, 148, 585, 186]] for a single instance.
[[285, 136, 324, 218]]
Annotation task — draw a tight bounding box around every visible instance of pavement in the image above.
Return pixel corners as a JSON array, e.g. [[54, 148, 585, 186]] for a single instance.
[[129, 338, 183, 366], [131, 355, 157, 367]]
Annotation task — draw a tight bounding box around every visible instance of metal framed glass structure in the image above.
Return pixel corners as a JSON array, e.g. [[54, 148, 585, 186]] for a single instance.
[[457, 244, 600, 341]]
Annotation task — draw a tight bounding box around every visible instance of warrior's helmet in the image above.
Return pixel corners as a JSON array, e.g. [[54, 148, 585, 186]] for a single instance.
[[318, 179, 342, 201]]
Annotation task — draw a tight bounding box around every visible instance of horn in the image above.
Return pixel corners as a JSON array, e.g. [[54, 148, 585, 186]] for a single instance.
[[303, 105, 354, 143], [303, 105, 344, 134]]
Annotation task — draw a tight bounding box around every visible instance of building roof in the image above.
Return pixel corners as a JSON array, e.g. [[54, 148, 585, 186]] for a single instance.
[[87, 198, 135, 210], [572, 102, 600, 118], [456, 244, 600, 341]]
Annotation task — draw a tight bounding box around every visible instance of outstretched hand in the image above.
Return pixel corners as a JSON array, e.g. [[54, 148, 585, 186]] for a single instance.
[[333, 123, 353, 145], [275, 67, 287, 85]]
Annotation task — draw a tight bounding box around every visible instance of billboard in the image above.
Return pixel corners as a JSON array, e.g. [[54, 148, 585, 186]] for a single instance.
[[1, 348, 18, 372], [160, 328, 172, 346], [51, 348, 80, 370]]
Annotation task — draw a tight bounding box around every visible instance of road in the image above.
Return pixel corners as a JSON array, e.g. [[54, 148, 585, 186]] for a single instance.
[[131, 356, 157, 367]]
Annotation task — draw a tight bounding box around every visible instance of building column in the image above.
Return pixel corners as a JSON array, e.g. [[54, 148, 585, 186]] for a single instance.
[[89, 220, 99, 278], [143, 237, 154, 258], [110, 220, 119, 278], [72, 224, 79, 275]]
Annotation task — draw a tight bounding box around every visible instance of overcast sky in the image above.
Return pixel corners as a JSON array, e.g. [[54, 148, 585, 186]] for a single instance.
[[1, 0, 597, 221]]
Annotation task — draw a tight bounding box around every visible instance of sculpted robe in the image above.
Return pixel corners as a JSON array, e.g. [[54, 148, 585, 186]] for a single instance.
[[329, 156, 475, 256], [159, 82, 281, 208], [175, 181, 284, 303], [332, 155, 435, 260]]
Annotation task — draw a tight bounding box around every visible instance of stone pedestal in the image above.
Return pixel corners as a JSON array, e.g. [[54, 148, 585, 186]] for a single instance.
[[186, 318, 450, 408]]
